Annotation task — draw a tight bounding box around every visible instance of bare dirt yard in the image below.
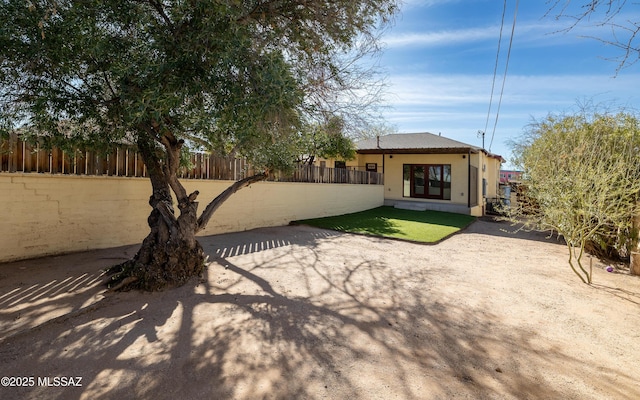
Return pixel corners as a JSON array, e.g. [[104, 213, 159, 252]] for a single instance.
[[1, 218, 639, 400]]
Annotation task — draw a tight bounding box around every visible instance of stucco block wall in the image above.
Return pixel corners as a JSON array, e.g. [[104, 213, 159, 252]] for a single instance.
[[0, 174, 383, 262], [179, 180, 383, 236]]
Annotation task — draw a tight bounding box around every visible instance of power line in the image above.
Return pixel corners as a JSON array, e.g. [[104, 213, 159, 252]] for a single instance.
[[483, 0, 508, 144], [489, 0, 519, 152]]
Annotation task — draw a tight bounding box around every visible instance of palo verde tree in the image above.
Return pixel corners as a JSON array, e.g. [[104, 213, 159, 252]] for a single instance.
[[511, 109, 640, 284], [0, 0, 398, 290]]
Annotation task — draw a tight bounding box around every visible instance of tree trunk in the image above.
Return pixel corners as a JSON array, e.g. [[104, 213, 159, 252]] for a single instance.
[[107, 186, 206, 291], [106, 129, 267, 291], [106, 132, 205, 290], [631, 213, 640, 276]]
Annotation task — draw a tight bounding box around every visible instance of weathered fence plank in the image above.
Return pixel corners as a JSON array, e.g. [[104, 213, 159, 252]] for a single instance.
[[0, 136, 383, 185]]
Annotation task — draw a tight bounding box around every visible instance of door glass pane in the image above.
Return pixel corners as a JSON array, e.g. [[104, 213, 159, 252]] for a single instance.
[[428, 166, 441, 196], [403, 165, 410, 197], [413, 166, 424, 195], [443, 165, 451, 200]]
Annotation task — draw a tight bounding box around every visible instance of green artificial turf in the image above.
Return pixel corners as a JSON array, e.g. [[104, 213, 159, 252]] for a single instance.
[[295, 206, 476, 243]]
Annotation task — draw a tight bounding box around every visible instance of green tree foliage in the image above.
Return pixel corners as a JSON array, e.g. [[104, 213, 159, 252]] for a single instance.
[[0, 0, 398, 290], [511, 110, 640, 283], [295, 116, 356, 165]]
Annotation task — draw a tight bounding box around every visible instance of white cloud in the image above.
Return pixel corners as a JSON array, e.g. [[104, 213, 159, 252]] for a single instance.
[[379, 72, 640, 160], [382, 20, 573, 49], [401, 0, 462, 9], [383, 26, 498, 48], [375, 2, 640, 165], [385, 72, 640, 110], [385, 74, 494, 106]]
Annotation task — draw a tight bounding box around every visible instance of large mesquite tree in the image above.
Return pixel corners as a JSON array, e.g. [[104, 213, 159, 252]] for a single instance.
[[0, 0, 398, 290]]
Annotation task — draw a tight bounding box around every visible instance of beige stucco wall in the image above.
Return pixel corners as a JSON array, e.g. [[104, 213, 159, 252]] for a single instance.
[[468, 152, 503, 216], [0, 174, 383, 263], [358, 152, 499, 217], [346, 154, 384, 173], [486, 156, 500, 198], [311, 151, 503, 218], [379, 153, 470, 206], [474, 152, 502, 200]]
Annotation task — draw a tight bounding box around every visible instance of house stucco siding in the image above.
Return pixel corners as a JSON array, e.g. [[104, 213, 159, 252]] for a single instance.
[[350, 132, 503, 217], [325, 152, 489, 216], [375, 153, 470, 205], [346, 154, 384, 173]]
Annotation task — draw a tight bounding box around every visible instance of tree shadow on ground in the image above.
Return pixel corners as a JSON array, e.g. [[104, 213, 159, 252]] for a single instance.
[[590, 283, 640, 305], [294, 215, 402, 238], [0, 245, 138, 341], [295, 206, 476, 239], [375, 207, 476, 229], [472, 216, 566, 245], [200, 225, 346, 258], [0, 226, 637, 399]]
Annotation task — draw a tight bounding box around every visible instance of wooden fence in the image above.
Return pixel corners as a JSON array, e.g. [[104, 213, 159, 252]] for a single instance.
[[0, 135, 382, 185], [267, 165, 382, 185]]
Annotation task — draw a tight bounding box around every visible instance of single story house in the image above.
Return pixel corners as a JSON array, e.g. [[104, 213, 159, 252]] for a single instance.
[[326, 132, 504, 216]]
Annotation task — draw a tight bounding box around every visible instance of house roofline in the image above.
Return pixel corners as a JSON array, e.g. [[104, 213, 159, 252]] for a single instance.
[[485, 152, 506, 163], [357, 147, 480, 155], [357, 145, 505, 163]]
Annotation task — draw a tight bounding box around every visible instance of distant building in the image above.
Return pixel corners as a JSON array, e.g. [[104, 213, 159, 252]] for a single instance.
[[500, 170, 523, 183]]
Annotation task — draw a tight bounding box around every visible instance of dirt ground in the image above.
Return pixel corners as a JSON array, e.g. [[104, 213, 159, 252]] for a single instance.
[[1, 218, 639, 400]]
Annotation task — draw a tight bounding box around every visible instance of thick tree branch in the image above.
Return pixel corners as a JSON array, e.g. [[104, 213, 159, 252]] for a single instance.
[[138, 0, 174, 30], [96, 63, 119, 102], [196, 172, 268, 233], [136, 129, 166, 185], [156, 128, 190, 204], [157, 200, 177, 226]]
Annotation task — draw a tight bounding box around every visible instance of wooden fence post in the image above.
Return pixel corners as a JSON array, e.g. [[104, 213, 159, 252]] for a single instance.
[[8, 131, 18, 172], [631, 212, 640, 276]]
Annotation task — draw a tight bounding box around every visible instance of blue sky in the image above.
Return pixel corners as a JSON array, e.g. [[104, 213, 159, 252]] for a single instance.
[[376, 0, 640, 168]]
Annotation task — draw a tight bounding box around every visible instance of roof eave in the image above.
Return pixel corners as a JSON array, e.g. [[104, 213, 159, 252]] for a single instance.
[[357, 147, 480, 155]]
